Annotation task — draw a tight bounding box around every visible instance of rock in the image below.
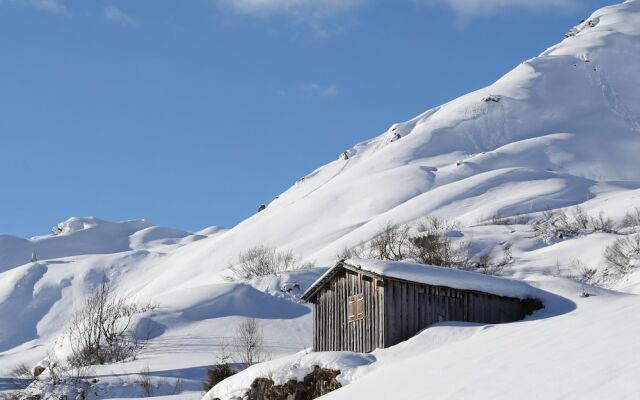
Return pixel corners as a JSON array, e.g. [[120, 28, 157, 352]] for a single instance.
[[33, 366, 46, 377], [246, 366, 341, 400], [482, 94, 501, 103]]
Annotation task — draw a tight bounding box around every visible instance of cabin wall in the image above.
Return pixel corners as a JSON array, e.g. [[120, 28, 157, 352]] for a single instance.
[[313, 270, 384, 353], [383, 279, 533, 347]]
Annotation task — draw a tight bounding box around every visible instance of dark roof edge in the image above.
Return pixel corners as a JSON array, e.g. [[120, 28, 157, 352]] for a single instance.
[[301, 260, 383, 302]]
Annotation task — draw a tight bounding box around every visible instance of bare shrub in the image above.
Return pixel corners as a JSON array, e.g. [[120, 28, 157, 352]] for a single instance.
[[604, 234, 640, 276], [407, 217, 470, 268], [298, 261, 316, 270], [569, 259, 599, 285], [335, 246, 364, 261], [475, 243, 514, 276], [532, 209, 579, 239], [355, 217, 472, 270], [234, 319, 268, 367], [204, 341, 237, 391], [590, 211, 616, 233], [46, 352, 69, 385], [203, 363, 236, 391], [491, 212, 513, 226], [572, 206, 590, 230], [488, 212, 529, 226], [8, 363, 36, 390], [229, 246, 300, 280], [621, 208, 640, 229], [173, 377, 184, 395], [66, 279, 156, 367], [4, 353, 93, 400], [414, 216, 460, 233], [532, 207, 618, 240], [9, 363, 34, 379], [367, 222, 411, 261], [138, 365, 153, 397]]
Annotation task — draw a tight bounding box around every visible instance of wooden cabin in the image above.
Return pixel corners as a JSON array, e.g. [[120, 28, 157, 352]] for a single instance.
[[302, 260, 542, 353]]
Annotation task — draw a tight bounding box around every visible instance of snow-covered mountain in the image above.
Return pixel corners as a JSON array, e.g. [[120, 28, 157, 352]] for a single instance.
[[2, 1, 640, 399]]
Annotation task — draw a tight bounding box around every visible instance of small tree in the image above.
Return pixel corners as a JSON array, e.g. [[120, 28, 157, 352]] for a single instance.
[[367, 222, 411, 261], [572, 206, 590, 230], [621, 208, 640, 229], [335, 246, 364, 262], [203, 340, 236, 391], [603, 234, 640, 276], [569, 259, 599, 285], [532, 207, 619, 240], [590, 211, 616, 233], [203, 363, 236, 391], [229, 246, 298, 280], [532, 209, 579, 239], [233, 319, 267, 367], [475, 243, 513, 276], [66, 279, 156, 366], [407, 217, 470, 268]]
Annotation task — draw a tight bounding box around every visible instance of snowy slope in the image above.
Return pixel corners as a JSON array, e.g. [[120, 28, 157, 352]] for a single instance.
[[2, 1, 640, 399], [209, 282, 638, 400], [321, 288, 640, 400], [130, 0, 640, 297]]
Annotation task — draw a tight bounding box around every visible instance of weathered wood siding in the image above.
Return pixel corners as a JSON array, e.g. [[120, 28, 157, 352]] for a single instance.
[[312, 270, 384, 353], [309, 266, 540, 353], [383, 279, 535, 347]]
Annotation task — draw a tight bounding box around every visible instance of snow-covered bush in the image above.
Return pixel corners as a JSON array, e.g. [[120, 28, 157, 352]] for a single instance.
[[2, 352, 94, 400], [475, 243, 514, 276], [337, 217, 521, 276], [532, 207, 617, 240], [490, 212, 513, 226], [532, 209, 579, 239], [228, 246, 302, 280], [65, 280, 156, 367], [368, 222, 411, 261], [408, 217, 470, 269], [335, 246, 364, 261], [343, 218, 478, 271], [603, 233, 640, 276], [568, 258, 601, 286], [589, 212, 616, 233], [621, 208, 640, 230]]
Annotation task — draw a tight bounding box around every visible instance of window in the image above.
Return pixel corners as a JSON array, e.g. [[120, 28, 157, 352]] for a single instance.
[[348, 293, 365, 322]]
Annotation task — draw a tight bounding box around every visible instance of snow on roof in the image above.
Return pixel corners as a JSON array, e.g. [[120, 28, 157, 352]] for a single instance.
[[303, 259, 542, 300]]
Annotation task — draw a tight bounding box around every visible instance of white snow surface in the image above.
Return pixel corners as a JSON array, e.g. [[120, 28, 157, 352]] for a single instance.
[[339, 259, 542, 299], [2, 1, 640, 399], [204, 351, 376, 400]]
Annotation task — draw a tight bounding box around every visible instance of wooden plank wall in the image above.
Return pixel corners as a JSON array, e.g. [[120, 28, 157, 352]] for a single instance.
[[313, 270, 384, 353], [313, 270, 538, 352], [383, 279, 533, 347]]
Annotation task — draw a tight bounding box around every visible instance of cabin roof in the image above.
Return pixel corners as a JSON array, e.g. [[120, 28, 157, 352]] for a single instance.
[[302, 258, 541, 301]]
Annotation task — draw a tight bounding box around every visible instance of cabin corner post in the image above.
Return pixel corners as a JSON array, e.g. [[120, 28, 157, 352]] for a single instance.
[[312, 297, 317, 352]]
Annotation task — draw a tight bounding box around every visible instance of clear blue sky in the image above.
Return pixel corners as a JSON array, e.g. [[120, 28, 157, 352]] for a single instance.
[[0, 0, 612, 237]]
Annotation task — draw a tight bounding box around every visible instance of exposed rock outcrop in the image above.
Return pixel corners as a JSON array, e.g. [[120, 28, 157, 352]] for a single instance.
[[246, 366, 341, 400]]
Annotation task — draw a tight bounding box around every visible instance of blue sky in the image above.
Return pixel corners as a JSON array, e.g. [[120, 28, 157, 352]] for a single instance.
[[0, 0, 612, 237]]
